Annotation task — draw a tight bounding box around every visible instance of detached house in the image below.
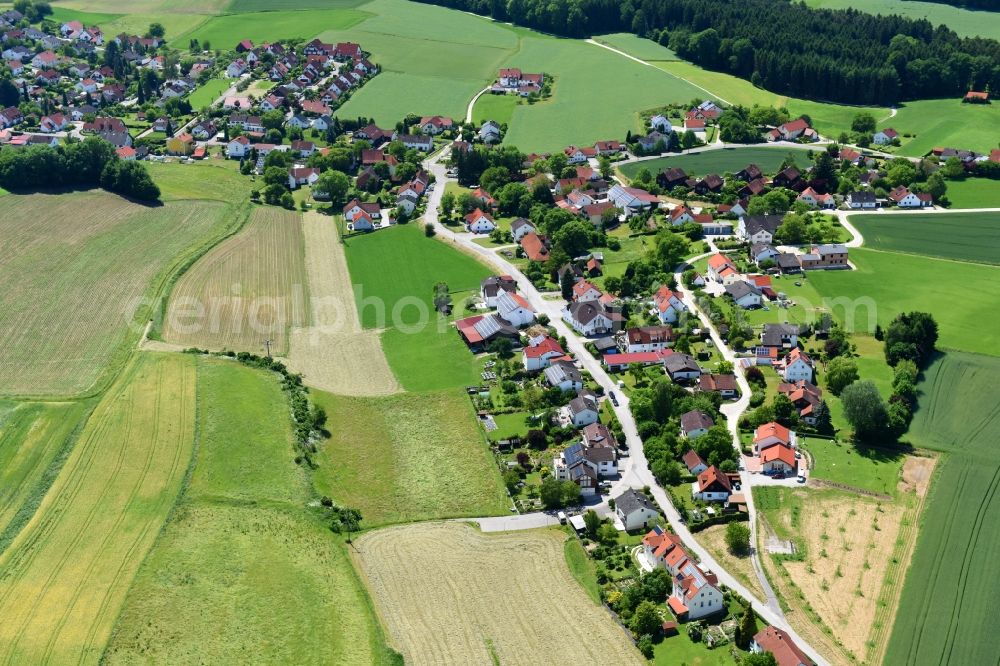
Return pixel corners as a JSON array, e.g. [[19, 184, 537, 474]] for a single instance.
[[671, 558, 725, 620], [614, 489, 659, 531], [519, 232, 550, 262], [496, 290, 535, 327], [608, 184, 659, 216], [653, 286, 685, 324], [873, 128, 898, 145], [510, 217, 535, 242], [227, 136, 251, 159], [522, 336, 566, 372], [624, 326, 675, 353], [738, 215, 784, 244], [683, 450, 708, 475], [418, 115, 453, 135], [343, 199, 382, 229], [681, 410, 714, 439], [481, 275, 517, 308], [754, 422, 793, 454], [287, 166, 320, 189], [888, 185, 932, 208], [707, 253, 738, 282], [464, 208, 496, 234], [563, 301, 622, 337], [752, 626, 812, 666], [692, 465, 731, 502], [726, 280, 763, 309], [544, 360, 584, 393], [779, 348, 814, 383], [846, 191, 877, 209], [567, 394, 600, 428]]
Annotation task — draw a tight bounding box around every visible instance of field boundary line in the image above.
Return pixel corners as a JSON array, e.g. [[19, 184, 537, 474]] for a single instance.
[[585, 39, 732, 106]]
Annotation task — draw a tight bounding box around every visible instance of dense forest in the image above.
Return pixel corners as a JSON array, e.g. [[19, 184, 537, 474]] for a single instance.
[[417, 0, 1000, 104]]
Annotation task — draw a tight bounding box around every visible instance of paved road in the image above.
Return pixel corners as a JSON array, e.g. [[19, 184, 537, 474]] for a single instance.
[[423, 146, 830, 666], [466, 86, 492, 123]]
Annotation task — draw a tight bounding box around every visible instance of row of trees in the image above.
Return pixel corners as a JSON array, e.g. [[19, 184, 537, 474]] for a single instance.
[[0, 138, 160, 201], [416, 0, 1000, 104]]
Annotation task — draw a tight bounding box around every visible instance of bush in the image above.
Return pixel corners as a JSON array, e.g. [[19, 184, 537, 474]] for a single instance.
[[725, 521, 751, 555], [424, 222, 436, 237]]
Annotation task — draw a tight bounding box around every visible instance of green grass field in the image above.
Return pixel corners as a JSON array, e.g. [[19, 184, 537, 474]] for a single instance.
[[944, 178, 1000, 209], [803, 0, 1000, 39], [0, 401, 90, 539], [808, 247, 1000, 356], [0, 192, 234, 396], [171, 7, 370, 48], [800, 437, 904, 496], [343, 224, 491, 391], [886, 351, 1000, 665], [187, 77, 229, 108], [473, 92, 520, 126], [593, 33, 678, 61], [103, 357, 396, 665], [0, 353, 196, 664], [848, 212, 1000, 265], [311, 388, 509, 527], [886, 99, 1000, 157], [147, 159, 251, 202], [619, 146, 816, 180]]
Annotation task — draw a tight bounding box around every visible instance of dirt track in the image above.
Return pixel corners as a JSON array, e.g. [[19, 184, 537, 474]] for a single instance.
[[284, 214, 400, 396]]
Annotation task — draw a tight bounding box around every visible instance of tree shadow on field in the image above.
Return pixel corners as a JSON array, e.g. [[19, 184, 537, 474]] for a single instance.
[[3, 185, 163, 207]]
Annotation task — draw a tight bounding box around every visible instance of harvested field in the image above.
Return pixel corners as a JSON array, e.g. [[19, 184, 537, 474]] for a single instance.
[[0, 193, 230, 396], [355, 522, 643, 666], [162, 206, 308, 355], [0, 353, 195, 664], [284, 213, 400, 396]]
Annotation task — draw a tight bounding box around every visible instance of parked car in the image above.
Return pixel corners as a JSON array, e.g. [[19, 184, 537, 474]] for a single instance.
[[608, 391, 619, 406]]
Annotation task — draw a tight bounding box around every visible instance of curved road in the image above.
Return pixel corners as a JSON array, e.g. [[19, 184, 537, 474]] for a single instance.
[[423, 147, 830, 666], [466, 86, 492, 123]]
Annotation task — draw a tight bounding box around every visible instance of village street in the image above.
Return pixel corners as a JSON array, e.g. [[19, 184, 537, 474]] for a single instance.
[[423, 146, 831, 666]]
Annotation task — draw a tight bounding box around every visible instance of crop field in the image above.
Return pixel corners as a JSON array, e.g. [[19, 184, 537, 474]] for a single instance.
[[162, 206, 309, 355], [620, 146, 815, 180], [355, 522, 644, 665], [228, 0, 372, 11], [848, 211, 1000, 265], [0, 193, 231, 396], [104, 358, 394, 665], [808, 247, 1000, 357], [50, 0, 229, 14], [0, 353, 195, 664], [343, 224, 490, 391], [285, 213, 400, 396], [883, 351, 1000, 665], [803, 0, 1000, 39], [0, 401, 89, 539], [187, 77, 229, 109], [312, 388, 508, 526], [886, 99, 1000, 157], [942, 178, 1000, 209], [171, 7, 371, 48]]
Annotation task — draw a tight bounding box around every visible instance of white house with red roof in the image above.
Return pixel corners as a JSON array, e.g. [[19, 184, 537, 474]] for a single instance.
[[779, 348, 814, 383], [692, 465, 732, 502], [706, 253, 738, 282], [653, 285, 686, 324], [671, 558, 725, 620], [752, 626, 812, 666], [418, 115, 453, 135], [796, 187, 835, 209], [226, 136, 250, 159], [888, 185, 932, 208], [571, 280, 603, 303], [343, 199, 382, 225], [464, 208, 496, 233], [39, 113, 67, 133], [753, 422, 793, 453], [522, 336, 566, 372], [873, 128, 899, 145], [288, 166, 320, 189]]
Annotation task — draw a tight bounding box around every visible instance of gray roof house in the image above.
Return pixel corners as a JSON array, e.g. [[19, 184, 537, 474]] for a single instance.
[[614, 488, 660, 531]]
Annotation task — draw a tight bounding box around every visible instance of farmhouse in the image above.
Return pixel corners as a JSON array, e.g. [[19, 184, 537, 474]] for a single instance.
[[777, 380, 823, 425], [761, 323, 799, 350], [614, 489, 659, 532], [692, 465, 731, 502]]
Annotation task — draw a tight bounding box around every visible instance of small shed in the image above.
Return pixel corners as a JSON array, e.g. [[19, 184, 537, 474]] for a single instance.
[[568, 514, 586, 533]]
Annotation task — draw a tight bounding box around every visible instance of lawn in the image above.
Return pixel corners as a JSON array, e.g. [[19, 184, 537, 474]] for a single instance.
[[187, 77, 229, 109], [343, 223, 492, 391], [619, 146, 816, 180], [808, 247, 1000, 357], [799, 436, 904, 496], [0, 192, 234, 396], [803, 0, 1000, 39], [847, 211, 1000, 265], [564, 536, 601, 604], [171, 7, 370, 48], [311, 388, 509, 526], [0, 353, 196, 664], [473, 92, 520, 126], [886, 98, 1000, 157], [103, 357, 397, 665], [162, 206, 309, 355], [0, 401, 90, 540], [491, 410, 534, 440], [356, 522, 644, 665], [943, 178, 1000, 209], [886, 351, 1000, 665], [652, 632, 735, 666], [146, 159, 251, 202]]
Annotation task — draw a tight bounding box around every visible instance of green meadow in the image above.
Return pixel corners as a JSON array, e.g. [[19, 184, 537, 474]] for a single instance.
[[886, 99, 1000, 157], [187, 77, 229, 109], [803, 0, 1000, 39], [311, 388, 509, 527], [343, 223, 491, 391], [809, 247, 1000, 357], [171, 7, 371, 48], [848, 212, 1000, 265], [887, 351, 1000, 666], [944, 179, 1000, 209]]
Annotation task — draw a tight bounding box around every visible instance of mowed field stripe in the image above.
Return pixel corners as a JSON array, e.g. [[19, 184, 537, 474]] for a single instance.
[[0, 354, 196, 664]]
